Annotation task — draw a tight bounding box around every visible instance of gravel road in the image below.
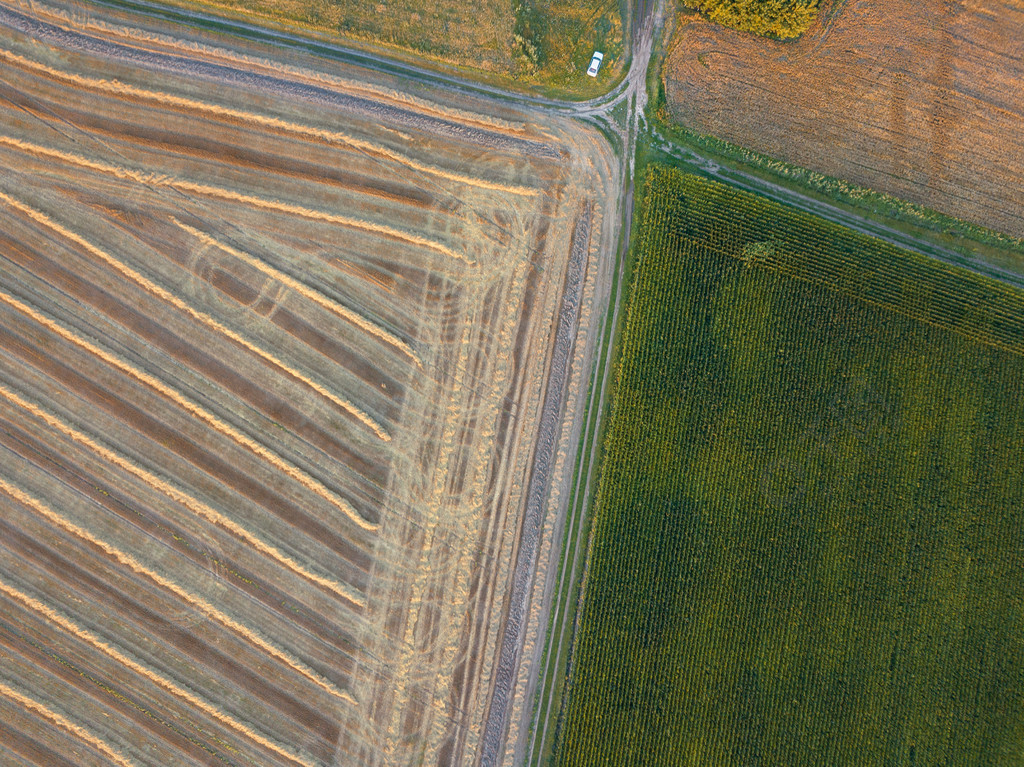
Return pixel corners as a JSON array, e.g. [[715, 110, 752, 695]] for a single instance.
[[477, 207, 591, 767]]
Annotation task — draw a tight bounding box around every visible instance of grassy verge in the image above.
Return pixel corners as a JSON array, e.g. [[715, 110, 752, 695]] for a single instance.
[[131, 0, 626, 98], [514, 0, 626, 93]]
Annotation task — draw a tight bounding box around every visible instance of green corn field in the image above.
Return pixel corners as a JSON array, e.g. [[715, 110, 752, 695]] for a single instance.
[[554, 166, 1024, 766]]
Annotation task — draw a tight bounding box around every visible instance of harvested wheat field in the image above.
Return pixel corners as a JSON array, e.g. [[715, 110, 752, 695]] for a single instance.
[[665, 0, 1024, 238], [0, 2, 616, 765]]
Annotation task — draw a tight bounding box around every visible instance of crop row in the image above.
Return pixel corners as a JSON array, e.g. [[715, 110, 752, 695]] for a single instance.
[[554, 166, 1024, 766]]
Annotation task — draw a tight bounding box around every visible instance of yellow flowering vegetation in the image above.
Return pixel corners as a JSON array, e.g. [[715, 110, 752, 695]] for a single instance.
[[684, 0, 819, 39]]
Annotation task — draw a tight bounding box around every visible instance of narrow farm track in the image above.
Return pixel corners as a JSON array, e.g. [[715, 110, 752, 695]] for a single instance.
[[0, 2, 619, 764]]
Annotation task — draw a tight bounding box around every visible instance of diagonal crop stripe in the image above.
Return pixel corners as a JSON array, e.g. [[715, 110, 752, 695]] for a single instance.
[[0, 188, 392, 441], [0, 285, 378, 533], [0, 380, 365, 608], [0, 576, 319, 767], [0, 679, 138, 767]]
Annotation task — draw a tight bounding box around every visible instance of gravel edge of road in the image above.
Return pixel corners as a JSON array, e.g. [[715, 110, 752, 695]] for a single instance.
[[477, 206, 593, 767]]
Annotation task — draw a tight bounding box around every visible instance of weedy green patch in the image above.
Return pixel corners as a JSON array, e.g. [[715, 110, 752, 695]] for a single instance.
[[556, 165, 1024, 766], [515, 0, 624, 88]]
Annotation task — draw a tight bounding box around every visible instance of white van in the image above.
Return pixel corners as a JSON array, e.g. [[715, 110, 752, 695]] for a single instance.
[[587, 51, 604, 77]]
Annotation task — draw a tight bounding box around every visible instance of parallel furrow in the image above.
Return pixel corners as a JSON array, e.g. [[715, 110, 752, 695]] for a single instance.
[[0, 188, 391, 441], [0, 679, 137, 767], [173, 218, 422, 366], [0, 47, 540, 198], [0, 285, 378, 532], [0, 475, 357, 710], [0, 378, 365, 609], [0, 576, 318, 767], [0, 136, 472, 267]]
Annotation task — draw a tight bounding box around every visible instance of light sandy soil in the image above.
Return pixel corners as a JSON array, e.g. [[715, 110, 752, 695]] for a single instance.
[[665, 0, 1024, 238], [0, 2, 618, 764]]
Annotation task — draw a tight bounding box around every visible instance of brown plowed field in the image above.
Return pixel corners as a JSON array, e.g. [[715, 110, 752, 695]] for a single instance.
[[0, 2, 616, 764], [665, 0, 1024, 238]]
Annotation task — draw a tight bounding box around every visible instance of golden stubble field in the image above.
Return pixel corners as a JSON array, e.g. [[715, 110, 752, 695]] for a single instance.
[[665, 0, 1024, 238], [0, 2, 617, 764]]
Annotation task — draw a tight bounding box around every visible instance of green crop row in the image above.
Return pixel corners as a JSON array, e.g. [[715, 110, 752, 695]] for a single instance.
[[554, 166, 1024, 766]]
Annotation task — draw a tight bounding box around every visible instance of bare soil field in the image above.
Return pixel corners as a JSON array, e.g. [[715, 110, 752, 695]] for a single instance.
[[665, 0, 1024, 238], [0, 2, 617, 764]]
